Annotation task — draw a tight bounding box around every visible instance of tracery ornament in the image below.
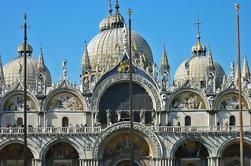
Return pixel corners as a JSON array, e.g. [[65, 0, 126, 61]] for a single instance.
[[3, 94, 36, 111], [216, 93, 248, 110], [92, 122, 163, 158], [171, 91, 206, 109], [47, 92, 83, 111]]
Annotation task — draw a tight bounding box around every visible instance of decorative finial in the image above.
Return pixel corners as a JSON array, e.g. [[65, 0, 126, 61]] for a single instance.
[[194, 15, 202, 40], [235, 3, 240, 11], [24, 13, 27, 23], [108, 0, 113, 14], [128, 8, 132, 16], [115, 0, 119, 11]]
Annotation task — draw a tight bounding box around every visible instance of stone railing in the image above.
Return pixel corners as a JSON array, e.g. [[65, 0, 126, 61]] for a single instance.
[[0, 126, 101, 135], [149, 125, 251, 133], [0, 125, 250, 135]]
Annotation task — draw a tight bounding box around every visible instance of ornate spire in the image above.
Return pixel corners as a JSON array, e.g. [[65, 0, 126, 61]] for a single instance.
[[37, 47, 45, 72], [228, 61, 235, 81], [0, 54, 5, 83], [160, 44, 170, 72], [62, 59, 68, 80], [115, 0, 119, 11], [221, 74, 227, 89], [82, 42, 91, 71], [235, 62, 239, 81], [242, 55, 250, 78], [108, 0, 113, 15], [207, 47, 215, 70]]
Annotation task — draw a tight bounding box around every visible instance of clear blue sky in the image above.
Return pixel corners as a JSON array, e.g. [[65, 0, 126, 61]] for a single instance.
[[0, 0, 250, 83]]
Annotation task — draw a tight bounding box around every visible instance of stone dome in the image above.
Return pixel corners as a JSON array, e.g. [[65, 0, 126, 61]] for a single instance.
[[99, 15, 113, 31], [84, 1, 153, 70], [174, 33, 226, 89], [86, 27, 153, 70], [174, 56, 226, 89], [3, 44, 51, 90]]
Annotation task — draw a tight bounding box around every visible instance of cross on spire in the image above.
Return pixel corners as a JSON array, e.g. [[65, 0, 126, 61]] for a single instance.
[[194, 16, 202, 34], [194, 16, 202, 41]]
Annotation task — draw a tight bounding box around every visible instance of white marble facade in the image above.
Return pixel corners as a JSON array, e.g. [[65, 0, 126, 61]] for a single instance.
[[1, 1, 251, 166]]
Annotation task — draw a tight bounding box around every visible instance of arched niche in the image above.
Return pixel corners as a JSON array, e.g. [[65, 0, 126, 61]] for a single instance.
[[2, 93, 37, 112], [46, 92, 84, 111], [0, 143, 34, 166], [98, 82, 153, 124], [100, 130, 150, 159], [216, 92, 248, 110], [170, 90, 206, 110], [92, 73, 161, 111], [174, 140, 209, 166], [93, 122, 163, 159], [43, 142, 79, 166], [221, 141, 251, 166]]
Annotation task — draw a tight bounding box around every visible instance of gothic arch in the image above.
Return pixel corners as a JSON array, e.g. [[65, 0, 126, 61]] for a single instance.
[[91, 73, 161, 111], [0, 138, 39, 159], [0, 90, 39, 112], [40, 137, 85, 159], [168, 88, 209, 110], [92, 122, 163, 159]]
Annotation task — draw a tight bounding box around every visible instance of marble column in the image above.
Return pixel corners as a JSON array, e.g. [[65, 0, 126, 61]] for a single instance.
[[210, 157, 220, 166], [168, 158, 174, 166], [33, 159, 42, 166]]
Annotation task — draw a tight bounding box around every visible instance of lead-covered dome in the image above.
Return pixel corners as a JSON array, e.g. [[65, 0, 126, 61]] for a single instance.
[[3, 43, 51, 90], [84, 1, 153, 70], [87, 28, 153, 69], [174, 34, 226, 88], [174, 56, 225, 88]]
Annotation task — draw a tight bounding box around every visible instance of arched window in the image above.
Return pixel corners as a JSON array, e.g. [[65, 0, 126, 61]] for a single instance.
[[17, 117, 23, 127], [229, 115, 235, 126], [62, 117, 69, 127], [185, 116, 191, 126]]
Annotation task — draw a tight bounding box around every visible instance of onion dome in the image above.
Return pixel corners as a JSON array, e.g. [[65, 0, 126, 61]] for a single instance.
[[3, 43, 51, 89], [99, 0, 113, 31], [110, 0, 124, 28], [191, 33, 207, 56], [18, 43, 33, 54], [85, 0, 153, 70], [174, 34, 226, 88]]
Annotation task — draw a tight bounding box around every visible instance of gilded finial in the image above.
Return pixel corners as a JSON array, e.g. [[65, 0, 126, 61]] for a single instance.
[[235, 3, 240, 11]]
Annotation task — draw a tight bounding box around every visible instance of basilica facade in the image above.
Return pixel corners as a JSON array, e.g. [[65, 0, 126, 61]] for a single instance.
[[0, 1, 251, 166]]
